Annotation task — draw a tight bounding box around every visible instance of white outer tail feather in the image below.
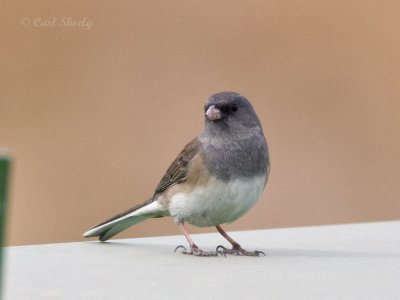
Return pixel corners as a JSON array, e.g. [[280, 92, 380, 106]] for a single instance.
[[82, 201, 165, 241]]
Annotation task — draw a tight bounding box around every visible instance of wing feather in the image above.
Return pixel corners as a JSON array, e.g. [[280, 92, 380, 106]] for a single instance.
[[154, 138, 201, 195]]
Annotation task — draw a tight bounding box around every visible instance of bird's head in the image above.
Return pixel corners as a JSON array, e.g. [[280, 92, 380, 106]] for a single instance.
[[204, 92, 261, 133]]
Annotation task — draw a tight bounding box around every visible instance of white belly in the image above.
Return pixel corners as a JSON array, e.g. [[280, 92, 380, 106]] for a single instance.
[[168, 175, 266, 227]]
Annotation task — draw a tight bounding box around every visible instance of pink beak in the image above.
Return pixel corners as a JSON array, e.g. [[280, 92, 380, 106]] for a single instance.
[[205, 105, 222, 121]]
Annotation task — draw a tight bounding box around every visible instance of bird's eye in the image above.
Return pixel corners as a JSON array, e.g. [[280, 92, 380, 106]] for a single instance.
[[231, 104, 238, 112]]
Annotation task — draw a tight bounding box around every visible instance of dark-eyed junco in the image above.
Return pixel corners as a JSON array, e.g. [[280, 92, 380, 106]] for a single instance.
[[83, 91, 270, 256]]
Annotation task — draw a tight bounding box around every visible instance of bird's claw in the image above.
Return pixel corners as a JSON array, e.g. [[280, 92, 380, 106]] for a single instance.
[[174, 245, 186, 253], [254, 250, 266, 256], [216, 245, 228, 255], [174, 245, 218, 256], [216, 245, 266, 257]]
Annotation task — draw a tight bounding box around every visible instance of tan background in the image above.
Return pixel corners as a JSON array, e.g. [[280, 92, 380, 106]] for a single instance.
[[1, 1, 399, 246]]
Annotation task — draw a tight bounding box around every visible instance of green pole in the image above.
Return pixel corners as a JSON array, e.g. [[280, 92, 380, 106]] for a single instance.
[[0, 152, 11, 297]]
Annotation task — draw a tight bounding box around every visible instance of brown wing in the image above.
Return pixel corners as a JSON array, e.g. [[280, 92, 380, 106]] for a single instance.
[[153, 138, 201, 195]]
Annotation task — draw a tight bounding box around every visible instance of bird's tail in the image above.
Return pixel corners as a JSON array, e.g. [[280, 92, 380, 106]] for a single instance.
[[83, 198, 165, 242]]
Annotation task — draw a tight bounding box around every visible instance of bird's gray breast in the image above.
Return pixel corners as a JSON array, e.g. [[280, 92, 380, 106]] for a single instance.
[[201, 134, 269, 181]]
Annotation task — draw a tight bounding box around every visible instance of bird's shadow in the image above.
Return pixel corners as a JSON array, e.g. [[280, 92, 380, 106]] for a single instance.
[[87, 241, 400, 258]]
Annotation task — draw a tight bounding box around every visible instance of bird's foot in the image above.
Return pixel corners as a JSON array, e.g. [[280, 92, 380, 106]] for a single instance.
[[174, 244, 219, 256], [216, 245, 266, 257]]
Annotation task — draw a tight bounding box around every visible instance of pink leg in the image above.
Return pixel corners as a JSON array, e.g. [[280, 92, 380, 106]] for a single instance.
[[178, 222, 196, 248], [216, 225, 265, 256], [175, 223, 218, 256]]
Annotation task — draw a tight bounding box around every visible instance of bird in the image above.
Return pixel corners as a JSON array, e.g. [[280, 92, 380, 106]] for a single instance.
[[83, 91, 270, 256]]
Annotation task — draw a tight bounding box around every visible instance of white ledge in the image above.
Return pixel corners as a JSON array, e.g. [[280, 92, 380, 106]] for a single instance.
[[3, 221, 400, 299]]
